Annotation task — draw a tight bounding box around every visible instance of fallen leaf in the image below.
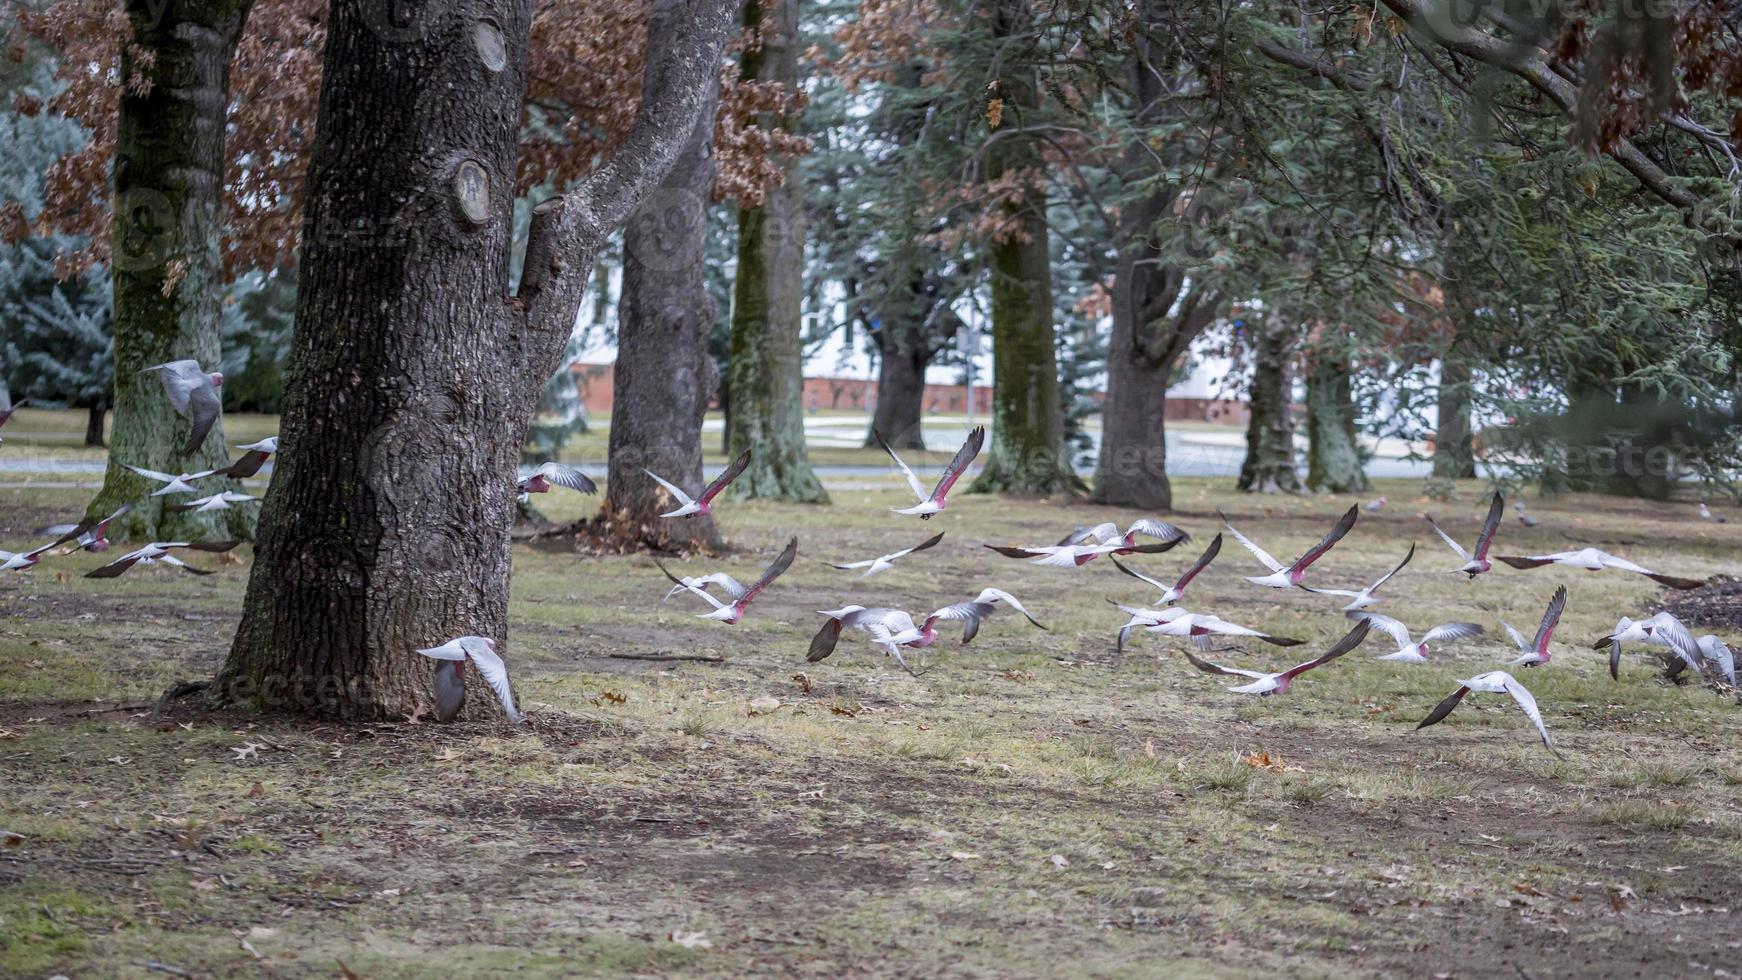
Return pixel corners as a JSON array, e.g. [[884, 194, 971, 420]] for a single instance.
[[247, 782, 264, 799], [1001, 669, 1035, 683], [790, 673, 812, 694], [593, 691, 626, 706], [748, 696, 781, 716]]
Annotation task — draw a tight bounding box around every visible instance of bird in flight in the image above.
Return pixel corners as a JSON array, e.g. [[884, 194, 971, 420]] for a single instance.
[[125, 464, 218, 496], [1590, 612, 1701, 681], [825, 531, 945, 578], [1111, 602, 1303, 655], [143, 360, 224, 456], [860, 588, 1047, 675], [688, 537, 797, 624], [654, 560, 748, 606], [875, 426, 984, 519], [1221, 504, 1359, 589], [1495, 548, 1705, 589], [1181, 619, 1371, 696], [85, 540, 240, 578], [1346, 612, 1483, 663], [1, 541, 57, 572], [1415, 670, 1553, 749], [645, 449, 750, 518], [1298, 542, 1414, 611], [1496, 585, 1567, 668], [517, 461, 596, 501], [1513, 501, 1539, 527], [218, 437, 278, 479], [1425, 491, 1504, 578], [1108, 533, 1222, 607], [986, 519, 1188, 567], [168, 491, 257, 515], [42, 503, 133, 553], [416, 635, 523, 724]]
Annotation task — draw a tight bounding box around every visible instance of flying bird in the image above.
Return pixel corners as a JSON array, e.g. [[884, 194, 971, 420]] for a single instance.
[[807, 605, 910, 664], [1346, 612, 1483, 663], [143, 360, 224, 456], [861, 588, 1047, 674], [1425, 491, 1504, 578], [1298, 542, 1414, 611], [218, 437, 278, 479], [84, 540, 240, 578], [1108, 533, 1222, 606], [1497, 585, 1567, 668], [1180, 619, 1371, 696], [875, 425, 984, 519], [645, 449, 750, 518], [0, 397, 25, 444], [1415, 671, 1553, 749], [42, 503, 132, 553], [1590, 612, 1701, 680], [415, 635, 523, 724], [518, 461, 596, 500], [653, 560, 747, 606], [1513, 502, 1540, 527], [125, 464, 218, 496], [1220, 504, 1359, 589], [1, 542, 56, 572], [1112, 601, 1303, 655], [1495, 548, 1705, 589], [987, 519, 1189, 567], [825, 531, 945, 578], [168, 491, 257, 514], [688, 536, 797, 624]]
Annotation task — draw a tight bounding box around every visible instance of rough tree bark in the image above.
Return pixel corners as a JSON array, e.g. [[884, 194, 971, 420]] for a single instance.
[[725, 0, 828, 503], [82, 0, 255, 542], [1089, 1, 1222, 510], [969, 0, 1069, 495], [594, 66, 723, 550], [1237, 319, 1301, 493], [83, 402, 106, 448], [1305, 348, 1371, 493], [218, 0, 739, 720]]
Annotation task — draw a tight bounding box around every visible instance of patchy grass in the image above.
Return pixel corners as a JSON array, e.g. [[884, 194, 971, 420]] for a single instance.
[[2, 476, 1741, 976]]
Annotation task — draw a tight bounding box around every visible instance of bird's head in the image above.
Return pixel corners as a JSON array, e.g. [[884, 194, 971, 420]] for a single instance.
[[209, 372, 225, 387]]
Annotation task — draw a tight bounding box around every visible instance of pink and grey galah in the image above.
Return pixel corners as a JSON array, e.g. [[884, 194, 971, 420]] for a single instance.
[[686, 537, 798, 624], [875, 426, 984, 519], [415, 635, 523, 724], [1425, 491, 1505, 578], [1181, 619, 1372, 696], [1221, 504, 1359, 589], [645, 449, 750, 518], [143, 360, 224, 457]]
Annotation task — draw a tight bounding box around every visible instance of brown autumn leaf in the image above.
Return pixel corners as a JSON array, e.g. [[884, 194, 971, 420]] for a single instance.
[[791, 672, 813, 694], [592, 691, 626, 706], [1001, 669, 1035, 683], [985, 96, 1004, 129], [828, 701, 860, 717], [247, 782, 264, 799]]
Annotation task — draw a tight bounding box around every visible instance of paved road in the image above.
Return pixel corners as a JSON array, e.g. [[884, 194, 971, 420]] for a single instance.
[[0, 430, 1438, 489]]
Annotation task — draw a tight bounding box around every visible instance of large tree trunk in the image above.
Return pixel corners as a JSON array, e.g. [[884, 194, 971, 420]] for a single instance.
[[1432, 345, 1476, 479], [868, 304, 928, 449], [219, 0, 738, 721], [1238, 320, 1301, 493], [82, 0, 254, 542], [969, 0, 1067, 495], [1305, 349, 1370, 493], [597, 72, 723, 550], [725, 0, 827, 502]]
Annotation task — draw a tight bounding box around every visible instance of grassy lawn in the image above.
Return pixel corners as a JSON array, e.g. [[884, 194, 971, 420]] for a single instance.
[[2, 474, 1739, 977]]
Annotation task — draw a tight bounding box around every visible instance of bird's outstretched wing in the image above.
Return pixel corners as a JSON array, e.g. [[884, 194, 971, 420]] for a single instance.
[[462, 639, 523, 724], [1531, 585, 1567, 654], [1218, 512, 1284, 572], [1472, 491, 1505, 559], [699, 450, 752, 505], [1280, 619, 1371, 679], [1289, 505, 1359, 574], [873, 430, 928, 502], [928, 425, 985, 502], [738, 537, 798, 608]]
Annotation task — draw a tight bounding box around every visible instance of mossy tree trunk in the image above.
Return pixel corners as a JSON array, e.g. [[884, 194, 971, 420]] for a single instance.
[[725, 0, 827, 503], [969, 0, 1069, 496], [219, 0, 739, 720], [83, 0, 255, 543], [599, 66, 723, 550], [1237, 319, 1301, 493], [1305, 348, 1370, 493]]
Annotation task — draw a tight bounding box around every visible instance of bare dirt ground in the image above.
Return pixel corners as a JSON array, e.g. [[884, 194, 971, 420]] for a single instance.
[[2, 477, 1740, 978]]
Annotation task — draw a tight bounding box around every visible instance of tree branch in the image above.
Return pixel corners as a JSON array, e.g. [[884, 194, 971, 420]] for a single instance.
[[1377, 0, 1701, 211], [518, 0, 740, 366]]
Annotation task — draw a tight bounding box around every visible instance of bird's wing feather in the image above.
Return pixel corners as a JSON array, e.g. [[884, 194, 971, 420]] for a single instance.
[[1109, 556, 1169, 593], [737, 537, 797, 607], [891, 531, 946, 560], [182, 383, 221, 456], [643, 469, 695, 507], [1218, 512, 1284, 572], [541, 463, 597, 493], [1532, 585, 1567, 653], [1422, 622, 1485, 644], [463, 641, 522, 722], [1281, 619, 1371, 679], [1347, 611, 1411, 646], [1499, 673, 1551, 747], [1472, 491, 1505, 559], [1414, 686, 1471, 730], [1289, 505, 1359, 573], [928, 426, 984, 501], [873, 430, 929, 501], [1172, 533, 1222, 592], [699, 449, 751, 504], [1180, 648, 1264, 679], [1370, 541, 1416, 590]]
